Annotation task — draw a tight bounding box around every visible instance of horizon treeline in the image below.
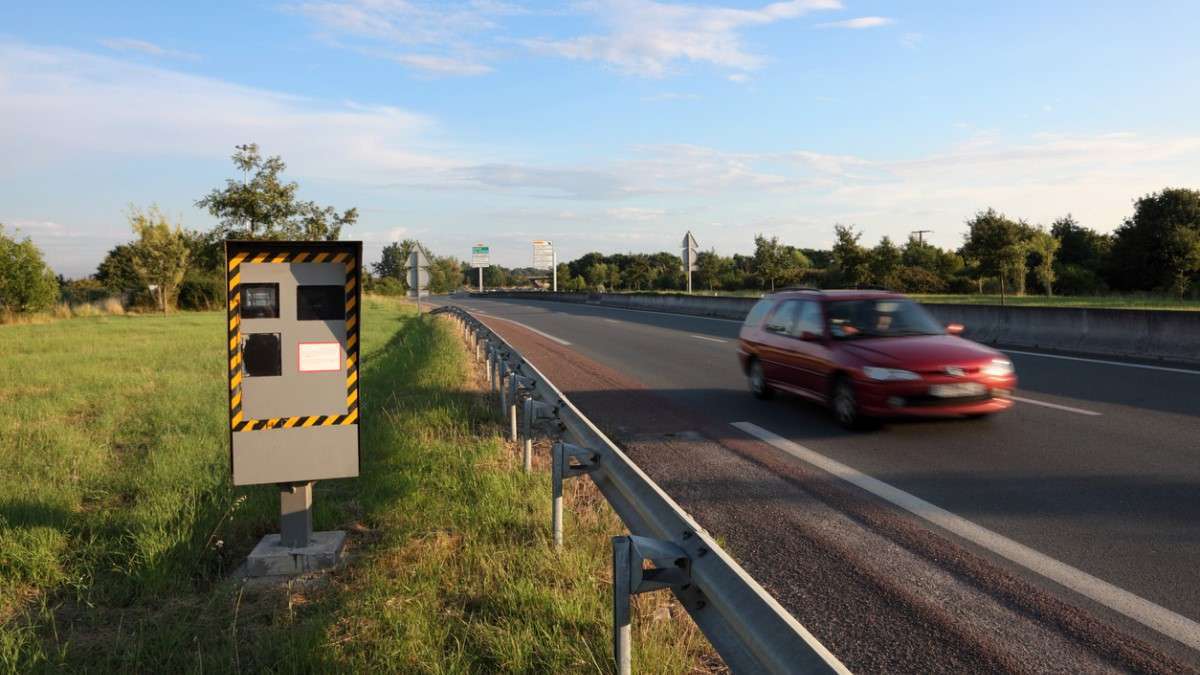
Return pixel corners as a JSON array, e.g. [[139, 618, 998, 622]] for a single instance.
[[468, 188, 1200, 299]]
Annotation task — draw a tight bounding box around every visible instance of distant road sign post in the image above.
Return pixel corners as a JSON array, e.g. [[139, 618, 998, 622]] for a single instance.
[[405, 246, 430, 312], [225, 240, 362, 576], [532, 240, 556, 292], [682, 231, 699, 294], [471, 244, 490, 292]]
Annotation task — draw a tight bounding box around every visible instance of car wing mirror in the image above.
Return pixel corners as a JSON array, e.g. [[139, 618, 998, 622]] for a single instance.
[[946, 323, 965, 336]]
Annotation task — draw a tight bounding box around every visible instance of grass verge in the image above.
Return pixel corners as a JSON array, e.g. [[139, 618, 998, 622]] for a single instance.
[[0, 296, 714, 673]]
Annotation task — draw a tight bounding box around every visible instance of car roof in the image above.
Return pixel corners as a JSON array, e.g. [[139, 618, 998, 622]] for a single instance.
[[765, 288, 903, 302]]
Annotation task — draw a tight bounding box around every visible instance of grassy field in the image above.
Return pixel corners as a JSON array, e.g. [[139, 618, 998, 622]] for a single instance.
[[0, 297, 712, 673]]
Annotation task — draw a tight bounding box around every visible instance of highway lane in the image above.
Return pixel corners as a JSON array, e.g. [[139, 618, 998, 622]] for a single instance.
[[450, 294, 1200, 655]]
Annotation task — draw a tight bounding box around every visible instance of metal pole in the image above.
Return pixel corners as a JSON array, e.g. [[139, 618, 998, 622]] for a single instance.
[[499, 362, 508, 420], [511, 399, 518, 442], [479, 267, 483, 293], [613, 536, 632, 675], [508, 376, 519, 442], [552, 442, 564, 548], [522, 398, 534, 473], [279, 482, 314, 549], [552, 249, 558, 292]]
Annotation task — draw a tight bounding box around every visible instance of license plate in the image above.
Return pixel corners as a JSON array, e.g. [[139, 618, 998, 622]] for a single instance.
[[929, 382, 987, 398]]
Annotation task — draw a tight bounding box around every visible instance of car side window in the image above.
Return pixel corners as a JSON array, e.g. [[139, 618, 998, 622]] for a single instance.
[[764, 301, 799, 334], [743, 298, 774, 328], [790, 301, 823, 338]]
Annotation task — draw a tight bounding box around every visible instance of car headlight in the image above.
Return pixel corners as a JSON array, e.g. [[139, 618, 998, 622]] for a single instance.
[[862, 366, 921, 381], [981, 358, 1014, 377]]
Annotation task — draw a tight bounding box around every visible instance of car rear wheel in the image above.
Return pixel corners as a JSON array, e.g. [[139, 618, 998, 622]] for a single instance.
[[832, 376, 875, 430], [748, 359, 772, 399]]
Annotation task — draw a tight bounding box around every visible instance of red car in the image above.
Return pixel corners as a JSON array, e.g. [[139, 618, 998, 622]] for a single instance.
[[737, 289, 1016, 428]]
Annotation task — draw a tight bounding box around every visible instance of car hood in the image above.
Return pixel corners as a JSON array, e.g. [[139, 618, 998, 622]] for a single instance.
[[841, 335, 1000, 370]]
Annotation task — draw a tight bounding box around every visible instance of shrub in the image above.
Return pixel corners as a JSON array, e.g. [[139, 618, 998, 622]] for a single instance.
[[1055, 264, 1109, 296], [177, 271, 224, 310], [889, 266, 946, 293], [0, 226, 59, 314], [373, 277, 405, 296]]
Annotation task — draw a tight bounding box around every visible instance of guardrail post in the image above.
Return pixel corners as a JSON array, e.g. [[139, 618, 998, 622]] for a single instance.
[[610, 535, 696, 675], [522, 398, 534, 472], [523, 398, 555, 474], [613, 536, 633, 675], [552, 442, 564, 548], [498, 361, 509, 420], [552, 442, 599, 549]]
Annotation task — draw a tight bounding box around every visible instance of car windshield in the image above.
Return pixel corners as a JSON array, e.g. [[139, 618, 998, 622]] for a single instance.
[[827, 299, 944, 339]]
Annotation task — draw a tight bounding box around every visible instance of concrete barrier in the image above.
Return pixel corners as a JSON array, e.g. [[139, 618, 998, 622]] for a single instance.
[[477, 291, 1200, 365]]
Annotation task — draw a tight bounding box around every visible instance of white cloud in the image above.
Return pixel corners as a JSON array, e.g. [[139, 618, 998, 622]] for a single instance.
[[899, 31, 922, 48], [727, 73, 750, 83], [816, 16, 893, 29], [289, 0, 511, 75], [607, 207, 666, 221], [385, 53, 492, 76], [522, 0, 842, 77], [99, 38, 199, 61], [0, 43, 455, 181]]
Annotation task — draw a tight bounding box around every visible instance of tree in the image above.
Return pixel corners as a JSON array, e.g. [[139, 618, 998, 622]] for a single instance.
[[96, 243, 143, 296], [960, 209, 1031, 300], [1026, 228, 1061, 295], [1108, 188, 1200, 296], [1051, 215, 1110, 271], [585, 262, 610, 290], [869, 236, 902, 287], [624, 257, 653, 291], [196, 143, 357, 241], [753, 234, 788, 291], [373, 239, 420, 288], [429, 256, 463, 294], [0, 224, 59, 314], [695, 249, 727, 291], [128, 206, 191, 313], [831, 225, 871, 288]]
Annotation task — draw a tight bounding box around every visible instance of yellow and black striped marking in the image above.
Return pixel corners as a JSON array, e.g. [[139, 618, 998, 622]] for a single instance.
[[227, 247, 360, 432]]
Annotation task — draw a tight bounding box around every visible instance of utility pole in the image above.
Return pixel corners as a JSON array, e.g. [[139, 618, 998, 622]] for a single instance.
[[911, 229, 933, 244]]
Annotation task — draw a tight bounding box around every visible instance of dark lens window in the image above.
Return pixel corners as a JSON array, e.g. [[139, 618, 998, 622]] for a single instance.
[[297, 285, 345, 321], [242, 333, 281, 377], [240, 283, 279, 319]]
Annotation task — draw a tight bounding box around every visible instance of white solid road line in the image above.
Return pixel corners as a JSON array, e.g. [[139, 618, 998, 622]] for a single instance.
[[1002, 349, 1200, 376], [690, 334, 728, 343], [479, 314, 572, 346], [1011, 395, 1102, 416], [603, 318, 621, 323], [731, 421, 1200, 651]]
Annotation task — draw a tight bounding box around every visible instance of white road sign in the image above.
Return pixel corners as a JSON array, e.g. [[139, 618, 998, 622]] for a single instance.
[[471, 244, 490, 269], [532, 240, 555, 270]]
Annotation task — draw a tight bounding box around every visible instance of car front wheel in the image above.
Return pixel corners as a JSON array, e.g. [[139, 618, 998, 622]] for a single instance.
[[832, 376, 874, 430], [748, 359, 772, 399]]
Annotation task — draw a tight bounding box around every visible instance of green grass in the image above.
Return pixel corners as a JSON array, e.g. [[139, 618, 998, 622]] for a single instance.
[[0, 297, 712, 673]]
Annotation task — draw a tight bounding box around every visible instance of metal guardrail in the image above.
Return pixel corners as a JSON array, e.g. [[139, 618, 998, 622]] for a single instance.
[[431, 305, 849, 675]]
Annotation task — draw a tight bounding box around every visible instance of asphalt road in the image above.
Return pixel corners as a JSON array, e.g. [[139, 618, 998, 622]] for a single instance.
[[444, 293, 1200, 668]]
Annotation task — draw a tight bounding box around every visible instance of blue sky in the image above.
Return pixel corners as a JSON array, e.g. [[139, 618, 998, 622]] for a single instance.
[[3, 1, 1199, 276]]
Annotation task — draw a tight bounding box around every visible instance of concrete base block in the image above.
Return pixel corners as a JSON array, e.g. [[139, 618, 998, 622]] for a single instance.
[[244, 530, 346, 577]]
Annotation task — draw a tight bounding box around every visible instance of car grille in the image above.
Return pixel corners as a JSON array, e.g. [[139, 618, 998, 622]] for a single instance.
[[899, 393, 994, 407]]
